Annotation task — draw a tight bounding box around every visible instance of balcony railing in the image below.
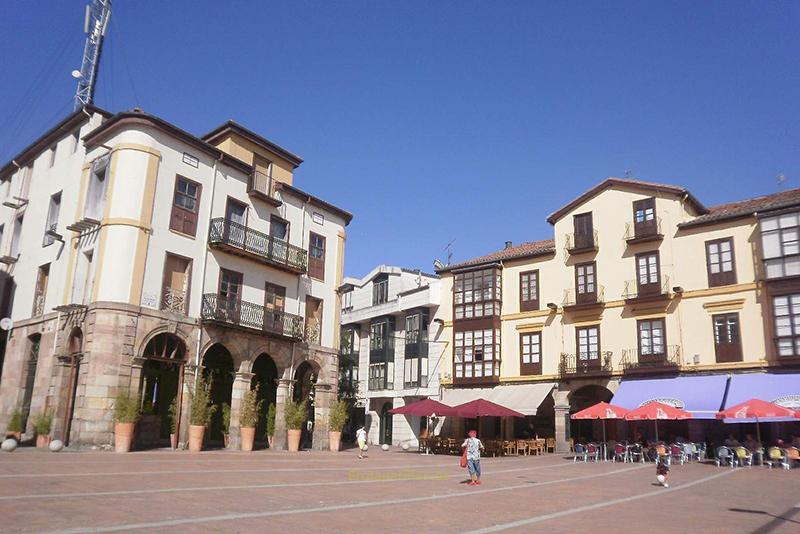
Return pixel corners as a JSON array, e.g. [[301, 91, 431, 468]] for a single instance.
[[624, 217, 663, 243], [208, 218, 308, 274], [562, 285, 605, 308], [161, 287, 187, 314], [622, 276, 671, 300], [201, 293, 304, 340], [32, 294, 45, 316], [565, 230, 599, 254], [247, 170, 279, 205], [621, 345, 681, 372], [559, 351, 613, 376]]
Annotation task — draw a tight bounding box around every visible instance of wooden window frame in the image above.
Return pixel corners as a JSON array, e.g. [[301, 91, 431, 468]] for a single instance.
[[519, 331, 542, 375], [575, 261, 597, 304], [705, 237, 737, 287], [772, 293, 800, 357], [453, 268, 502, 320], [632, 197, 657, 237], [519, 270, 540, 312], [453, 328, 501, 382], [573, 212, 594, 249], [269, 215, 290, 241], [637, 318, 666, 360], [170, 175, 202, 238], [308, 232, 326, 281], [217, 268, 243, 310], [373, 275, 389, 305], [224, 196, 249, 225], [713, 312, 743, 363], [161, 251, 193, 314], [635, 250, 661, 296], [576, 325, 600, 364]]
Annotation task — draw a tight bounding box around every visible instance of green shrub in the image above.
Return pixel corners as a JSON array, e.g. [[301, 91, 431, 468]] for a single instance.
[[328, 400, 349, 432], [284, 400, 308, 430], [239, 384, 263, 429], [7, 409, 23, 433], [266, 403, 276, 438], [221, 403, 231, 434], [33, 411, 53, 436], [167, 397, 178, 434], [114, 392, 142, 424], [189, 375, 217, 426]]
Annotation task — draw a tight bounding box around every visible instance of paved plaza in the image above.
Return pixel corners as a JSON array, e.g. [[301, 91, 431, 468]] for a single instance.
[[0, 448, 798, 533]]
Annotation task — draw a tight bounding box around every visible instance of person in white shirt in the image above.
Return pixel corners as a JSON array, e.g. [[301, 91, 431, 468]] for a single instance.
[[356, 425, 368, 459], [461, 430, 485, 486]]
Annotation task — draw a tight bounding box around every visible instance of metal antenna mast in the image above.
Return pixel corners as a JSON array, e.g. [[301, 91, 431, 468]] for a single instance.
[[73, 0, 112, 111]]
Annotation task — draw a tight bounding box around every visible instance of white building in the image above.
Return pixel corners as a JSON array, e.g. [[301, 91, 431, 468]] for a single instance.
[[339, 266, 442, 446]]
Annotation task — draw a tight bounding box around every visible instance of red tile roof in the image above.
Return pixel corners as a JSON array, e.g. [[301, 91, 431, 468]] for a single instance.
[[679, 187, 800, 228], [436, 239, 556, 273]]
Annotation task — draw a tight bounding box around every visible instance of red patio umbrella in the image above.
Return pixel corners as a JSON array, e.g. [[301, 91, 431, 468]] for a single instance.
[[388, 399, 455, 417], [571, 402, 629, 459], [624, 402, 692, 442], [451, 398, 525, 418], [716, 398, 799, 445]]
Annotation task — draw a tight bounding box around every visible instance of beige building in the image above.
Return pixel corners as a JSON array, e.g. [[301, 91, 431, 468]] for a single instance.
[[0, 106, 351, 450], [435, 178, 800, 451]]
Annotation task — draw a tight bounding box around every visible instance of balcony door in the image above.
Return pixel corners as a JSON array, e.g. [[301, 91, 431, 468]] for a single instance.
[[573, 212, 594, 249], [575, 262, 597, 304], [636, 251, 660, 296], [161, 253, 191, 314], [224, 198, 248, 248], [304, 296, 323, 344], [264, 283, 286, 334], [269, 216, 289, 263], [633, 197, 656, 237], [638, 319, 666, 363], [576, 326, 600, 371], [218, 269, 243, 323]]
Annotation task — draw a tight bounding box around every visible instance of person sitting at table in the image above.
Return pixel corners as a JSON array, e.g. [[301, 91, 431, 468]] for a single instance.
[[743, 434, 760, 452], [724, 433, 741, 448]]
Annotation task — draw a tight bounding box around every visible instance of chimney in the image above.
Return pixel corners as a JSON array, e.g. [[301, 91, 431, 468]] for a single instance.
[[504, 241, 513, 249]]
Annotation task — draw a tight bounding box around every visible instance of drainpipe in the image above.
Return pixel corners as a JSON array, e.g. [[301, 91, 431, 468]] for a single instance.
[[290, 196, 310, 396]]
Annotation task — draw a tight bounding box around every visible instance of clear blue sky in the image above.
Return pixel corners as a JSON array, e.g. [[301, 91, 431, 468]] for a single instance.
[[1, 1, 798, 277]]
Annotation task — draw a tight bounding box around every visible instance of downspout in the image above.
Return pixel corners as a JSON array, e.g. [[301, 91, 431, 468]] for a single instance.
[[289, 195, 311, 396]]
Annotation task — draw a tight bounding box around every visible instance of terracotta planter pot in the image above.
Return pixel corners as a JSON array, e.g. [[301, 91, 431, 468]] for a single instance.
[[114, 422, 135, 453], [36, 435, 52, 449], [6, 432, 21, 442], [267, 435, 275, 449], [329, 431, 342, 452], [287, 429, 302, 452], [188, 425, 205, 452], [170, 433, 177, 450], [241, 427, 255, 452]]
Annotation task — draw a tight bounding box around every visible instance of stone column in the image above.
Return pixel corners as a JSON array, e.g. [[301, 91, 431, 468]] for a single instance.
[[178, 364, 198, 448], [312, 382, 335, 451], [228, 371, 253, 450], [553, 389, 571, 454], [273, 378, 293, 450]]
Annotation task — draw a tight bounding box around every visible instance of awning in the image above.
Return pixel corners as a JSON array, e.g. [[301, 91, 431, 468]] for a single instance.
[[441, 382, 555, 416], [611, 375, 729, 419], [724, 373, 800, 421]]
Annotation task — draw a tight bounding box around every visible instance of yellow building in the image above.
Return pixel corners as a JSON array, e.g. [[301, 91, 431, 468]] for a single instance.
[[435, 178, 800, 451]]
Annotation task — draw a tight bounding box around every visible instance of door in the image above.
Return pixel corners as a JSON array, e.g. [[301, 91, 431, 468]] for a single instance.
[[252, 154, 273, 197], [575, 262, 597, 304], [218, 269, 243, 323], [269, 216, 289, 263], [636, 252, 660, 296], [224, 198, 247, 248], [633, 198, 656, 237], [264, 283, 286, 334], [638, 319, 666, 363], [576, 326, 600, 371], [573, 213, 594, 249], [33, 265, 49, 316], [161, 254, 191, 314], [713, 313, 743, 362], [304, 296, 323, 344], [380, 402, 393, 445]]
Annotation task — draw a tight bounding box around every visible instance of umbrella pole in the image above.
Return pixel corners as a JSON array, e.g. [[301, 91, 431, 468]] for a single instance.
[[655, 420, 659, 443], [602, 420, 607, 461]]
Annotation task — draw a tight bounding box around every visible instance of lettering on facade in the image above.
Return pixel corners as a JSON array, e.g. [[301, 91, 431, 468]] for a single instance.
[[640, 398, 685, 409], [140, 293, 158, 309], [182, 152, 199, 168], [772, 395, 800, 409]]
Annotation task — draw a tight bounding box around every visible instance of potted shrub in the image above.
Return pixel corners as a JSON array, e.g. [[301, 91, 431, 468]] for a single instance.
[[221, 403, 231, 448], [285, 400, 307, 452], [5, 409, 23, 441], [188, 375, 216, 453], [33, 411, 53, 448], [328, 400, 349, 452], [114, 392, 141, 453], [239, 384, 262, 452], [266, 403, 276, 448], [167, 397, 178, 449]]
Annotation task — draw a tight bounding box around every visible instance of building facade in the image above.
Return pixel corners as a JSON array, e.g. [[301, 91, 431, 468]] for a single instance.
[[435, 178, 800, 451], [0, 107, 351, 450], [339, 266, 441, 446]]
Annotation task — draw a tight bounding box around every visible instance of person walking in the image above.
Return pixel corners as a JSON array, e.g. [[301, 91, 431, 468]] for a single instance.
[[462, 429, 484, 486], [356, 425, 368, 459]]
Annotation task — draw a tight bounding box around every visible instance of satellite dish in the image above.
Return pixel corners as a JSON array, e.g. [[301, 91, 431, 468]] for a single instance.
[[0, 318, 12, 331]]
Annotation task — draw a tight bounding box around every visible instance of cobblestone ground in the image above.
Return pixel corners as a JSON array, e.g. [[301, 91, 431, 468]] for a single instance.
[[0, 447, 798, 533]]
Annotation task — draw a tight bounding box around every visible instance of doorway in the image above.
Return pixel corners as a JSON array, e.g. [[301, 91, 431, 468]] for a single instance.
[[137, 333, 187, 449], [202, 344, 235, 445], [252, 353, 278, 448], [293, 361, 318, 449], [379, 402, 393, 445]]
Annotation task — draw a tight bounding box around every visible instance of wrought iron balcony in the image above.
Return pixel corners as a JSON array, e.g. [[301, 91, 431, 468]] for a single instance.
[[624, 217, 663, 244], [622, 276, 671, 301], [565, 230, 599, 254], [559, 352, 613, 377], [201, 293, 304, 340], [161, 287, 187, 314], [562, 285, 605, 309], [247, 170, 281, 206], [208, 218, 308, 274], [621, 345, 681, 373]]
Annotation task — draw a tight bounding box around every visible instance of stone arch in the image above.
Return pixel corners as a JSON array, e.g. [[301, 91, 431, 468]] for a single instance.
[[137, 326, 192, 362], [568, 384, 614, 443], [293, 359, 320, 449], [200, 333, 248, 371], [202, 343, 235, 444]]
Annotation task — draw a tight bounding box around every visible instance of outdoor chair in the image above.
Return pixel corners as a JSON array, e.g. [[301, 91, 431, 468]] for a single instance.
[[516, 440, 529, 456], [670, 444, 686, 465], [765, 447, 788, 470], [418, 437, 428, 453], [629, 444, 645, 463], [605, 440, 617, 461], [715, 446, 735, 467], [573, 443, 588, 462], [586, 443, 600, 462], [483, 440, 499, 458], [682, 443, 696, 463], [503, 440, 517, 456], [546, 438, 556, 453], [785, 447, 800, 468], [612, 443, 628, 463], [733, 447, 753, 467], [695, 442, 707, 462]]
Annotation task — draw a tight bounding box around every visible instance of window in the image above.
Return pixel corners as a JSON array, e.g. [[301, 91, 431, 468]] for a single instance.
[[218, 269, 243, 319], [341, 288, 353, 312], [705, 238, 736, 286], [636, 251, 661, 295], [520, 332, 542, 375], [453, 328, 501, 381], [638, 319, 665, 358], [773, 294, 800, 357], [10, 213, 23, 257], [520, 270, 539, 312], [32, 264, 50, 316], [575, 262, 596, 303], [573, 212, 594, 249], [264, 282, 286, 333], [308, 232, 326, 280], [577, 326, 600, 362], [340, 327, 356, 355], [71, 131, 80, 154], [369, 318, 394, 390], [270, 216, 289, 240], [633, 197, 655, 225], [169, 176, 202, 237], [71, 249, 94, 304], [373, 275, 389, 305], [161, 253, 192, 314], [713, 313, 742, 362], [48, 145, 56, 167], [761, 213, 800, 279], [304, 296, 323, 344], [43, 191, 62, 246], [453, 267, 502, 320], [404, 311, 429, 387], [84, 155, 109, 220]]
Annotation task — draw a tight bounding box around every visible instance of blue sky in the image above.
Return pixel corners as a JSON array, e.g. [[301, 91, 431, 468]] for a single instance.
[[1, 1, 798, 277]]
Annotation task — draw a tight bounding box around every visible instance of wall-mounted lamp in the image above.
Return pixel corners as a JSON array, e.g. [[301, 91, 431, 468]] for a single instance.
[[433, 318, 445, 325], [672, 286, 684, 294], [546, 302, 558, 311]]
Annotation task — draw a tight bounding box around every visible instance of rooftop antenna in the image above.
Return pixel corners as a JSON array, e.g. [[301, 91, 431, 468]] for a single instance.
[[624, 169, 634, 179], [443, 239, 455, 266], [73, 0, 112, 111], [777, 172, 786, 190]]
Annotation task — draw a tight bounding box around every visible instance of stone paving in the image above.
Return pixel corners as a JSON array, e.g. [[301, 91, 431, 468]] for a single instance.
[[0, 447, 798, 533]]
